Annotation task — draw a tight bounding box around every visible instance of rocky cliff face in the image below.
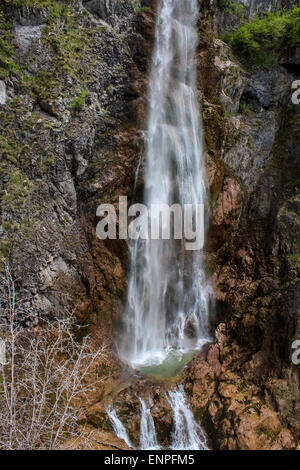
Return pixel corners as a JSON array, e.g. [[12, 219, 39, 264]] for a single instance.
[[0, 0, 152, 340], [191, 0, 300, 449], [0, 0, 299, 450]]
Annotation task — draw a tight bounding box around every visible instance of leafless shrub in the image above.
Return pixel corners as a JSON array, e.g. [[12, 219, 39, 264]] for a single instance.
[[0, 266, 108, 450]]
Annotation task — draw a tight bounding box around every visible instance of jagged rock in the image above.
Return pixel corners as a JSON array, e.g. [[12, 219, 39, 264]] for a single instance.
[[10, 5, 48, 26], [14, 24, 45, 53], [222, 111, 280, 191], [243, 68, 293, 110], [0, 80, 6, 105], [83, 0, 117, 22], [82, 0, 135, 31], [214, 53, 245, 114], [281, 46, 300, 69], [213, 177, 242, 226]]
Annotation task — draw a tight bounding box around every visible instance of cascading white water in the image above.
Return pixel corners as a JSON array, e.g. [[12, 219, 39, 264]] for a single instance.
[[105, 406, 133, 448], [106, 400, 159, 451], [167, 385, 208, 450], [106, 388, 208, 450], [119, 0, 212, 368], [139, 397, 161, 450]]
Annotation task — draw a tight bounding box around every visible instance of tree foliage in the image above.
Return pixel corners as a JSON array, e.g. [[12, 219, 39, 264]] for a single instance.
[[224, 8, 300, 67]]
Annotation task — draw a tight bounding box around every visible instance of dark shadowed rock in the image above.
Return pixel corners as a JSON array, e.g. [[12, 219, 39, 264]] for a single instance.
[[10, 5, 48, 26], [244, 68, 293, 110]]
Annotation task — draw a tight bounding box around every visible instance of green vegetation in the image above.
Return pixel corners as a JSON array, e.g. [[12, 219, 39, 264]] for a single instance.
[[2, 0, 47, 6], [1, 168, 32, 212], [2, 0, 67, 13], [217, 0, 228, 9], [0, 134, 24, 164], [238, 99, 256, 114], [46, 25, 93, 79], [0, 0, 69, 80], [218, 0, 246, 16], [0, 5, 19, 79], [0, 35, 19, 79], [0, 0, 121, 263], [217, 0, 245, 15], [131, 2, 151, 14], [287, 253, 300, 265], [228, 2, 246, 17], [16, 3, 101, 103], [25, 70, 60, 102], [0, 168, 33, 263], [224, 8, 300, 67], [2, 0, 69, 25], [70, 87, 87, 112]]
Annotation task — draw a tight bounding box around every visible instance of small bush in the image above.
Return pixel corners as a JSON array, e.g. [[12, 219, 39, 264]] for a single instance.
[[70, 88, 87, 113]]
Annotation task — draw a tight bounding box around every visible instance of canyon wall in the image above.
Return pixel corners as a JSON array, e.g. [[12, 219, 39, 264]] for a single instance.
[[0, 0, 299, 449]]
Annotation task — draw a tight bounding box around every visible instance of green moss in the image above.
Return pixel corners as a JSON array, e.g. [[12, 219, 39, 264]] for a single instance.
[[2, 0, 46, 6], [239, 100, 255, 114], [287, 253, 300, 266], [0, 130, 27, 165], [3, 0, 71, 26], [0, 5, 20, 79], [1, 169, 32, 211], [0, 238, 11, 262], [0, 168, 34, 264], [224, 7, 300, 67], [26, 70, 60, 101], [17, 4, 102, 103], [0, 37, 19, 79], [46, 27, 91, 77], [132, 2, 151, 14]]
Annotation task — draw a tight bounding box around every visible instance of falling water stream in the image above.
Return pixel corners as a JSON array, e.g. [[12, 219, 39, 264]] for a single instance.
[[119, 0, 212, 371], [139, 397, 161, 450], [167, 386, 208, 450], [111, 0, 213, 450], [106, 386, 208, 450], [105, 406, 133, 448]]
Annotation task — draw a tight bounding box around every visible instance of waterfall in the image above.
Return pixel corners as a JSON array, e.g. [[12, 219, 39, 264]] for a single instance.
[[120, 0, 212, 368], [139, 397, 161, 450], [106, 389, 208, 450], [106, 399, 160, 451], [105, 406, 133, 448], [167, 385, 208, 450]]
